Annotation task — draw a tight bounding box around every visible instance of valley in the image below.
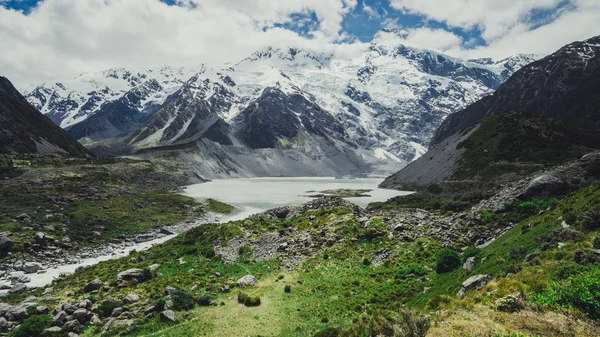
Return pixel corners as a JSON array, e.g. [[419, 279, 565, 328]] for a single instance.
[[0, 8, 599, 337]]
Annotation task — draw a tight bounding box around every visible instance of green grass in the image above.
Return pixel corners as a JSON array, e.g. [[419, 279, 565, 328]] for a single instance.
[[206, 199, 235, 214]]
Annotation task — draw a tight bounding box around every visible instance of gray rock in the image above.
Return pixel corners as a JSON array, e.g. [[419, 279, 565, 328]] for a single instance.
[[10, 272, 31, 285], [0, 303, 12, 317], [77, 299, 92, 310], [220, 285, 230, 293], [34, 232, 47, 246], [457, 274, 492, 297], [522, 174, 565, 199], [60, 303, 78, 315], [8, 302, 35, 321], [72, 308, 91, 324], [164, 286, 176, 296], [123, 294, 140, 304], [68, 333, 80, 337], [523, 252, 541, 263], [53, 311, 69, 327], [83, 279, 103, 293], [63, 320, 82, 333], [236, 275, 257, 288], [43, 326, 63, 335], [580, 152, 600, 162], [8, 284, 26, 294], [160, 310, 176, 322], [0, 317, 7, 331], [0, 237, 13, 255], [116, 269, 143, 282], [148, 264, 160, 271], [111, 307, 123, 317], [23, 262, 43, 274], [463, 256, 475, 271]]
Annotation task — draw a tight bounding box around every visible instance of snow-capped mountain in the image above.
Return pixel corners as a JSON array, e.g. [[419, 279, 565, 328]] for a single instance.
[[21, 30, 537, 178], [23, 66, 197, 129]]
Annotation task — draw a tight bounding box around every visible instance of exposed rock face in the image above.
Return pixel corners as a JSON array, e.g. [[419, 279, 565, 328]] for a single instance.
[[433, 36, 600, 145], [116, 269, 143, 282], [457, 275, 492, 297], [522, 175, 567, 199], [236, 275, 257, 288], [0, 76, 92, 156]]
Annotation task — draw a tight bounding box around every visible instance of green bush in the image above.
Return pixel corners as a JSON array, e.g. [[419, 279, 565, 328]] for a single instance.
[[531, 266, 600, 318], [435, 249, 461, 273], [8, 314, 52, 337], [358, 310, 430, 337], [198, 294, 212, 307], [237, 292, 248, 304], [171, 288, 196, 311], [284, 285, 292, 293], [154, 298, 166, 311], [98, 299, 122, 318], [244, 296, 261, 307], [395, 263, 429, 279], [141, 268, 153, 282], [462, 247, 481, 262], [362, 257, 371, 266]]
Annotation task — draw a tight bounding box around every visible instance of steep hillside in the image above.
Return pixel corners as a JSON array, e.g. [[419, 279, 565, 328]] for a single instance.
[[380, 111, 600, 190], [432, 35, 600, 145], [0, 77, 92, 157]]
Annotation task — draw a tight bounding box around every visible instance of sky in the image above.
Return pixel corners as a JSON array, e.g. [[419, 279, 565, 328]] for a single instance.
[[0, 0, 598, 87]]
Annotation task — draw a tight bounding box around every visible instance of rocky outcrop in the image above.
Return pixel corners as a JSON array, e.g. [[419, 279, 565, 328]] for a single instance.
[[235, 275, 257, 288], [457, 275, 492, 297]]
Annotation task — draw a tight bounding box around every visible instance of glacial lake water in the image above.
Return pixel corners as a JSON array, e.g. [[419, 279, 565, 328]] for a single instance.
[[183, 177, 413, 219]]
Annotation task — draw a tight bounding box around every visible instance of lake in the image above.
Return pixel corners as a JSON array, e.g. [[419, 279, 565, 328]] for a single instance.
[[183, 177, 412, 219]]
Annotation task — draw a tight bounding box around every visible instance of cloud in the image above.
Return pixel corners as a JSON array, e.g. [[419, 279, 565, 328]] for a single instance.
[[0, 0, 357, 87], [374, 28, 464, 54], [389, 0, 600, 59]]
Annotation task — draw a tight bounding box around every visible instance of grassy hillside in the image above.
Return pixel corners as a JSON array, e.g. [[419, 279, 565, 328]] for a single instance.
[[5, 182, 599, 336]]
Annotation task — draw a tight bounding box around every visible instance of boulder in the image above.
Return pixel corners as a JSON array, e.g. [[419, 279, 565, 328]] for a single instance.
[[0, 317, 7, 332], [522, 175, 565, 199], [34, 232, 47, 246], [63, 320, 82, 333], [111, 307, 123, 318], [10, 272, 31, 285], [462, 257, 475, 271], [8, 284, 27, 294], [52, 311, 69, 327], [160, 310, 176, 322], [83, 279, 103, 293], [581, 152, 600, 162], [123, 294, 140, 304], [236, 275, 257, 288], [72, 308, 91, 324], [23, 262, 43, 274], [77, 299, 92, 310], [60, 303, 78, 315], [43, 326, 63, 335], [148, 264, 160, 271], [0, 237, 13, 255], [116, 269, 143, 283], [457, 274, 492, 297]]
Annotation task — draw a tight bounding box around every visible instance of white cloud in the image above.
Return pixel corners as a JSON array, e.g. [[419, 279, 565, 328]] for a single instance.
[[389, 0, 600, 59], [0, 0, 357, 87]]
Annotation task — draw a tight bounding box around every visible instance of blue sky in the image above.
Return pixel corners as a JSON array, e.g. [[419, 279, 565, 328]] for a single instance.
[[1, 0, 598, 86]]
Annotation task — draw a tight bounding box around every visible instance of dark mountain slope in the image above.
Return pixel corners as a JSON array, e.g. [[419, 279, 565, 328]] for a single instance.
[[0, 76, 92, 157], [432, 35, 600, 145], [380, 111, 600, 190]]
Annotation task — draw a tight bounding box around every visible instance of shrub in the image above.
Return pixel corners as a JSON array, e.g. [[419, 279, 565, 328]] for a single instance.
[[171, 288, 196, 311], [531, 266, 600, 318], [321, 316, 329, 323], [244, 296, 261, 307], [237, 292, 248, 304], [203, 247, 216, 258], [426, 184, 443, 195], [198, 294, 212, 307], [495, 295, 524, 313], [426, 295, 454, 310], [462, 247, 481, 262], [8, 314, 52, 337], [313, 327, 342, 337], [141, 268, 153, 282], [98, 299, 122, 318], [594, 236, 600, 249], [362, 257, 371, 266], [395, 263, 429, 279], [284, 285, 292, 293], [435, 249, 461, 273], [154, 298, 166, 311]]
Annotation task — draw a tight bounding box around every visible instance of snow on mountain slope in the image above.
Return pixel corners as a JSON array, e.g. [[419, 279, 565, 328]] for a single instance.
[[22, 66, 197, 128], [21, 30, 536, 177]]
